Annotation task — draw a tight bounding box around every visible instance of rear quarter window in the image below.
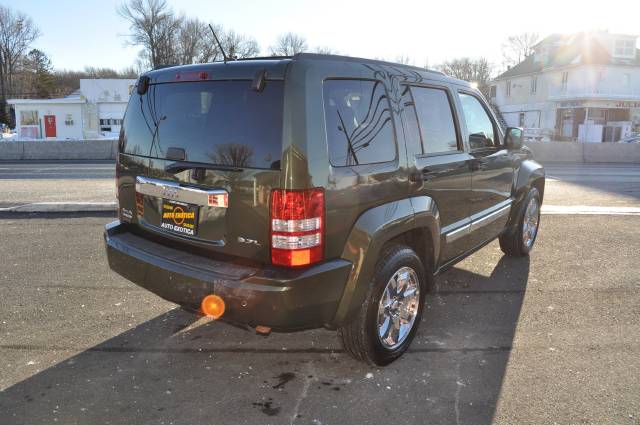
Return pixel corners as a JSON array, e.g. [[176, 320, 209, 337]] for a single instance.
[[322, 79, 396, 167]]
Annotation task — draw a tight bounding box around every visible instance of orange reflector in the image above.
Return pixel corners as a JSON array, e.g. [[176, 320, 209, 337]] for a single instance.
[[201, 294, 225, 319], [290, 249, 311, 266]]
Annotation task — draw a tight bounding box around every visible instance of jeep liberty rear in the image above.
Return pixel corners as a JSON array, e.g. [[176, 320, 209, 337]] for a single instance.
[[105, 54, 544, 365]]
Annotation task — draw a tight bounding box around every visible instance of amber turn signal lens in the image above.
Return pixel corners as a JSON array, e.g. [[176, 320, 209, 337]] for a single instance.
[[201, 294, 225, 319]]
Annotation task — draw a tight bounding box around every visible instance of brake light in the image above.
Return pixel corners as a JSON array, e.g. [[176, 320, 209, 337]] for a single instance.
[[174, 71, 209, 81], [270, 188, 324, 267]]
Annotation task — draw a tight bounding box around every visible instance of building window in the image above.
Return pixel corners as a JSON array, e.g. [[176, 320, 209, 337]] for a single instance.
[[519, 112, 525, 127], [614, 39, 635, 57], [530, 76, 538, 94], [20, 110, 39, 125], [561, 71, 569, 92], [506, 80, 511, 97], [64, 114, 74, 125], [99, 118, 123, 126], [490, 85, 497, 98]]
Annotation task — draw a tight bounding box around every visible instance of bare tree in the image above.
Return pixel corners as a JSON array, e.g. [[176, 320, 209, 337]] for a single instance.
[[209, 143, 254, 167], [313, 46, 338, 55], [436, 57, 494, 97], [502, 32, 539, 68], [176, 17, 207, 65], [197, 23, 223, 62], [118, 0, 182, 69], [269, 32, 308, 56], [52, 68, 137, 98], [395, 55, 413, 65], [0, 5, 40, 99], [222, 30, 259, 59], [437, 57, 493, 83]]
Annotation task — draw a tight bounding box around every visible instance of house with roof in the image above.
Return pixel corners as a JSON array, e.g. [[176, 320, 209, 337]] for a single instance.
[[8, 79, 135, 140], [489, 31, 640, 142]]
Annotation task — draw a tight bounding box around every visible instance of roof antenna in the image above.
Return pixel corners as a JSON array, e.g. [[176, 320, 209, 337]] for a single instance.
[[208, 24, 232, 63]]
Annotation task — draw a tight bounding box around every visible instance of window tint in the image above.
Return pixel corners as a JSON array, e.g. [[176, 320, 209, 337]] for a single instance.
[[410, 86, 459, 154], [400, 86, 422, 151], [457, 93, 498, 149], [323, 80, 396, 166], [122, 80, 284, 169]]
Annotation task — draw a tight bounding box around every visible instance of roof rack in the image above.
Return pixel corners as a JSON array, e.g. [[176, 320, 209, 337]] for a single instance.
[[153, 64, 179, 70], [292, 53, 445, 76], [235, 56, 293, 61]]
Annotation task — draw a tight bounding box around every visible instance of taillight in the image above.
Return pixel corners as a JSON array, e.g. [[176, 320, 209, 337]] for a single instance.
[[270, 188, 324, 267]]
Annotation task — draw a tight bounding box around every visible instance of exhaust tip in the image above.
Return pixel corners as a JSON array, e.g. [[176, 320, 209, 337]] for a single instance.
[[201, 294, 225, 319]]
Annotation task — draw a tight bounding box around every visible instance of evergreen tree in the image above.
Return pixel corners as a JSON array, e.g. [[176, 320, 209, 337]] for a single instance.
[[25, 49, 55, 98]]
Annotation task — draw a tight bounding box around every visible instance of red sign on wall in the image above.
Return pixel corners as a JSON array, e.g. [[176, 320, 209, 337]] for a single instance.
[[44, 115, 56, 138]]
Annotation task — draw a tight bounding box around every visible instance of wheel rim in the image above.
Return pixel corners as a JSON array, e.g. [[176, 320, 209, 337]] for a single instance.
[[522, 197, 540, 248], [376, 266, 420, 350]]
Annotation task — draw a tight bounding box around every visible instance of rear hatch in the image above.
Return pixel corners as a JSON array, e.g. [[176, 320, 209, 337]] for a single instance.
[[117, 62, 288, 263]]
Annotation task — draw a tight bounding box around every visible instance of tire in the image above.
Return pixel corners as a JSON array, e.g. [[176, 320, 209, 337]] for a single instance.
[[338, 245, 429, 366], [499, 187, 541, 257]]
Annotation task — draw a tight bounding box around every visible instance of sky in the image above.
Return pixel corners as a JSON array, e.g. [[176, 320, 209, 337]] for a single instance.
[[8, 0, 640, 73]]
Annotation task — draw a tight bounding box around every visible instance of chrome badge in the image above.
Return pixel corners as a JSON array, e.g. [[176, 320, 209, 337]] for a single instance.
[[237, 236, 260, 246], [161, 186, 179, 200]]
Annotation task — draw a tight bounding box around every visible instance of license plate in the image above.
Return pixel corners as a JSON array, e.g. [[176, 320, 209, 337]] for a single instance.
[[161, 200, 198, 236]]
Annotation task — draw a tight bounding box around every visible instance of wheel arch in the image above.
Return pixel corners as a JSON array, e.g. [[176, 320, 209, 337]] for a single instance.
[[508, 158, 545, 230], [329, 196, 440, 328]]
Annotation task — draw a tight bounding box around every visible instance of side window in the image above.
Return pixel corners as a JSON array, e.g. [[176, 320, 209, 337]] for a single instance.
[[410, 86, 459, 154], [323, 79, 396, 166], [399, 85, 422, 152], [457, 93, 498, 149]]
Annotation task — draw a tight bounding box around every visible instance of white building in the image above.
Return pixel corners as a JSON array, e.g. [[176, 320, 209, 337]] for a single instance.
[[8, 78, 136, 140], [490, 32, 640, 142]]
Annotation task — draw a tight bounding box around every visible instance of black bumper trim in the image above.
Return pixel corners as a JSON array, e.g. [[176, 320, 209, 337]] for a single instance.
[[104, 221, 352, 331]]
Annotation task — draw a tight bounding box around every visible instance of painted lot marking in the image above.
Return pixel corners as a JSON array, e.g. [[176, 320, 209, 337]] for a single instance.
[[542, 205, 640, 215]]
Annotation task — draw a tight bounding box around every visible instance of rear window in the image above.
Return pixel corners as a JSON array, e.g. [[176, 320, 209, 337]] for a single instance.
[[323, 79, 396, 167], [121, 80, 284, 169]]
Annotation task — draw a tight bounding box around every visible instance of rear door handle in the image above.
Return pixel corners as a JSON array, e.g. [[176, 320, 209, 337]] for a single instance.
[[422, 168, 437, 181], [409, 168, 436, 183], [470, 159, 488, 171]]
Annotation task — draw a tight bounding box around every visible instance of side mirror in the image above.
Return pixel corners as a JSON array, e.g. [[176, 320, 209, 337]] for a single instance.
[[505, 127, 523, 150]]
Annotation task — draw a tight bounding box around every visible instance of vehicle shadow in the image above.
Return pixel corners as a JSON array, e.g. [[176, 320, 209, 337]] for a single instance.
[[0, 254, 529, 425]]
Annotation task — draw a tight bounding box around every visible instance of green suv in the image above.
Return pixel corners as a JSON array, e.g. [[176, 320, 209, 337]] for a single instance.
[[104, 54, 544, 365]]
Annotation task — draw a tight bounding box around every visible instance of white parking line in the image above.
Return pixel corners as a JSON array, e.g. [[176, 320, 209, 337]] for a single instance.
[[541, 205, 640, 215]]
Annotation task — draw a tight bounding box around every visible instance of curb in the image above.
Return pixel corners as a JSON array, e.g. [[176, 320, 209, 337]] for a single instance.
[[0, 202, 117, 213]]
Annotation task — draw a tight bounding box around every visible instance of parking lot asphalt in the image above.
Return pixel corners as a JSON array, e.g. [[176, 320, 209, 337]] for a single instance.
[[0, 211, 638, 425]]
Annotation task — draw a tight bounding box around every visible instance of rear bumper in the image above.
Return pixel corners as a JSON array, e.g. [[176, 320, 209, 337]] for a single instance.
[[104, 221, 352, 331]]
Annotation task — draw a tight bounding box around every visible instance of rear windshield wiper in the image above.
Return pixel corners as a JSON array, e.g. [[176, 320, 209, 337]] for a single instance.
[[165, 161, 244, 173]]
